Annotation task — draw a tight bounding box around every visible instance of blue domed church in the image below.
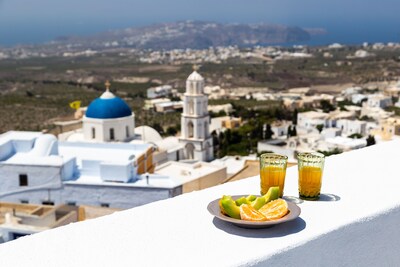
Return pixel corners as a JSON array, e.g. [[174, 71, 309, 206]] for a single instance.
[[83, 81, 135, 142]]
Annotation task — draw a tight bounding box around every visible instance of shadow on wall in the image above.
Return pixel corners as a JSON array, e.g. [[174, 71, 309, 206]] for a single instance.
[[284, 193, 341, 204], [212, 217, 306, 238]]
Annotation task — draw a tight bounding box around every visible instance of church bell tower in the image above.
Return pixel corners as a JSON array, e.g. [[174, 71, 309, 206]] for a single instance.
[[179, 67, 213, 161]]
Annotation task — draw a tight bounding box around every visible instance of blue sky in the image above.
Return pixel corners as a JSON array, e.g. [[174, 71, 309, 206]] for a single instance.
[[1, 0, 399, 46]]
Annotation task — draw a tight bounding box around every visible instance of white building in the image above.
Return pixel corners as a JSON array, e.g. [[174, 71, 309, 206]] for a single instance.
[[366, 94, 393, 109], [154, 101, 183, 113], [297, 111, 329, 129], [342, 86, 362, 98], [321, 128, 342, 139], [384, 80, 400, 97], [59, 82, 135, 143], [208, 103, 233, 114], [336, 119, 367, 136], [0, 131, 224, 209], [324, 136, 367, 151], [147, 85, 172, 99], [271, 121, 293, 138], [179, 70, 213, 161], [209, 116, 242, 134], [143, 98, 171, 110], [361, 106, 394, 121], [351, 94, 368, 104]]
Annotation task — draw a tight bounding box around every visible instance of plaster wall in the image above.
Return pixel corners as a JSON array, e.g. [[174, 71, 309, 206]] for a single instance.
[[182, 167, 226, 193], [83, 115, 135, 142], [62, 184, 172, 209], [0, 165, 62, 200]]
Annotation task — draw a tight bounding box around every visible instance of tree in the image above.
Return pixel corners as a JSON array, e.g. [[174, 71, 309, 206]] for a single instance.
[[166, 126, 177, 136], [320, 100, 335, 113], [348, 133, 362, 139], [152, 123, 164, 135], [366, 135, 376, 146], [217, 110, 227, 117], [211, 130, 219, 156], [265, 124, 273, 139], [317, 148, 342, 157], [316, 124, 324, 133], [287, 126, 292, 138], [292, 109, 298, 125], [292, 126, 297, 136]]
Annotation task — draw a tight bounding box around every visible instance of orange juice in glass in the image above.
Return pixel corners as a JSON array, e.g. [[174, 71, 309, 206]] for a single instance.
[[297, 152, 325, 200], [260, 153, 288, 197]]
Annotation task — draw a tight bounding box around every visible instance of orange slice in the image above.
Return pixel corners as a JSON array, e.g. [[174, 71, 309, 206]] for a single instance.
[[259, 199, 289, 220], [239, 204, 267, 221]]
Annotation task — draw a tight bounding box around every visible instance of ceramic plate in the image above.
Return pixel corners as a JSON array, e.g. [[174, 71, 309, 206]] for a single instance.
[[207, 195, 301, 229]]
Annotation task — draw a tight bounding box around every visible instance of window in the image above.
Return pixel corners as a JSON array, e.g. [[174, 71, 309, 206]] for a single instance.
[[189, 100, 194, 115], [188, 121, 194, 138], [185, 143, 195, 160], [92, 127, 96, 139], [42, 201, 54, 206], [126, 126, 129, 138], [20, 200, 29, 204], [19, 174, 28, 186], [67, 201, 76, 206], [100, 203, 110, 208], [110, 128, 115, 140]]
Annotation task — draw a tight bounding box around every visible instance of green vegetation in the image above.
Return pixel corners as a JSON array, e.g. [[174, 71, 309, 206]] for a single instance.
[[317, 148, 343, 157], [348, 133, 363, 139], [1, 44, 400, 135], [316, 124, 324, 133], [385, 106, 400, 116], [366, 135, 376, 146]]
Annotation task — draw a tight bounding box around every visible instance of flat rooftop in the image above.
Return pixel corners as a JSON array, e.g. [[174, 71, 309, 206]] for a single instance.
[[58, 141, 151, 166], [154, 161, 226, 185]]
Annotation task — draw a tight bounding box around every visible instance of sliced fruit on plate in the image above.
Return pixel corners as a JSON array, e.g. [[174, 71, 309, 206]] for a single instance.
[[220, 195, 241, 219], [235, 196, 250, 206], [239, 204, 267, 221], [263, 186, 280, 204], [259, 199, 289, 220], [251, 196, 266, 210], [246, 195, 257, 202]]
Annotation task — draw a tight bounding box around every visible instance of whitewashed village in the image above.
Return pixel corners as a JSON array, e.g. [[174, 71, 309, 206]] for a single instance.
[[1, 65, 400, 242]]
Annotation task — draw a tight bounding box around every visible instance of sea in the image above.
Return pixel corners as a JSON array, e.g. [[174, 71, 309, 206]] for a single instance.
[[1, 19, 399, 48]]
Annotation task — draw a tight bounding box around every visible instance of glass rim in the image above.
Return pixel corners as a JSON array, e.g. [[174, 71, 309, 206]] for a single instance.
[[259, 153, 288, 160], [297, 151, 325, 161]]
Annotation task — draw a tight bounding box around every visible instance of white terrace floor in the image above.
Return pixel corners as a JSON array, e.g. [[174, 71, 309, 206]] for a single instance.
[[1, 140, 400, 266]]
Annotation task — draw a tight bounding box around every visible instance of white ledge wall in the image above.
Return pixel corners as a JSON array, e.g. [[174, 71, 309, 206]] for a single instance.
[[1, 141, 400, 266]]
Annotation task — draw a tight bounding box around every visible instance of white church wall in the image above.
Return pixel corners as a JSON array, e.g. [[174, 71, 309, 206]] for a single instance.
[[83, 119, 104, 141], [83, 115, 135, 142]]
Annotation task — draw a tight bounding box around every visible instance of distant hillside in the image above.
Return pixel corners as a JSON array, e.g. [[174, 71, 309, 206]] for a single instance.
[[55, 21, 318, 49]]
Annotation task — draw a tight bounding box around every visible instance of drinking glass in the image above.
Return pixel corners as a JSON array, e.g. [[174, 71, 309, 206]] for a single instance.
[[259, 153, 288, 197], [297, 152, 325, 200]]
